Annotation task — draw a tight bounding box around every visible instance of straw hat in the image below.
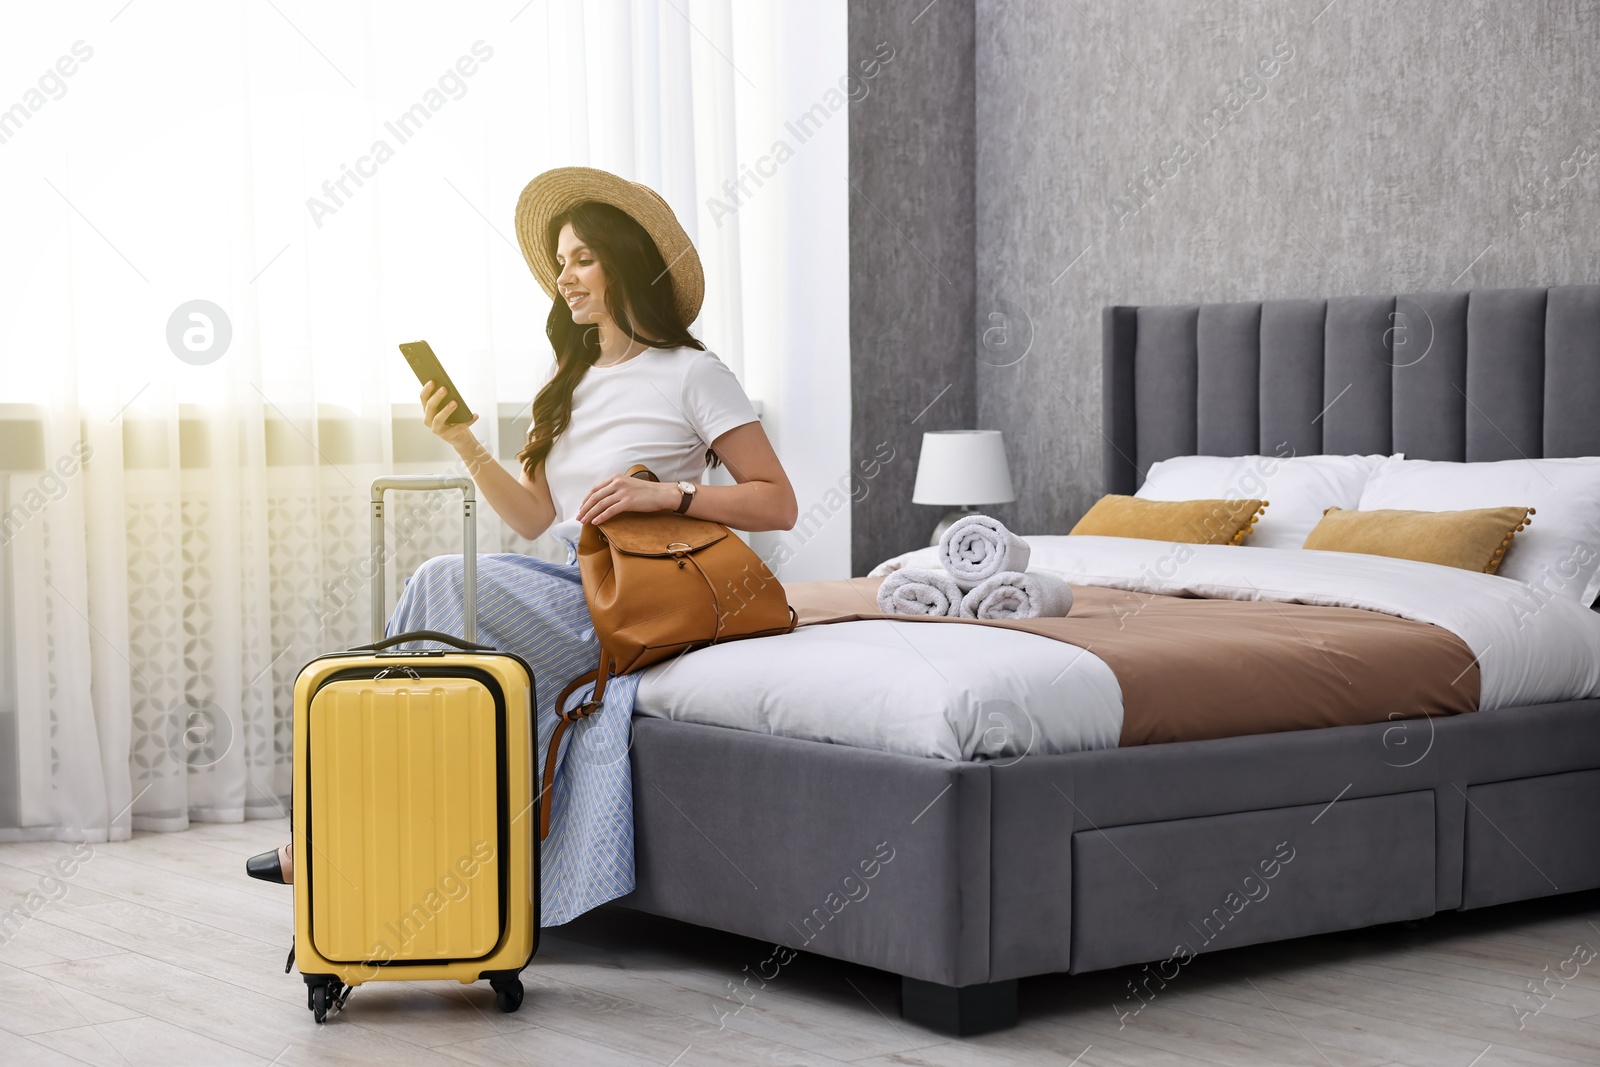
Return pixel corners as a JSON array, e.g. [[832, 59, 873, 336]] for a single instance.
[[513, 166, 704, 326]]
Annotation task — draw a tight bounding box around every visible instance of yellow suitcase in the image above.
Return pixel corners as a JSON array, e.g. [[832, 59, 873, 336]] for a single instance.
[[290, 476, 537, 1023]]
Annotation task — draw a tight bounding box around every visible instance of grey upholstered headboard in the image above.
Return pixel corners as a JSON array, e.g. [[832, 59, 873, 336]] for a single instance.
[[1102, 286, 1600, 495]]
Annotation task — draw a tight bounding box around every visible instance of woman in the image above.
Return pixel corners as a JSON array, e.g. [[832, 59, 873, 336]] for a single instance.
[[247, 166, 797, 925]]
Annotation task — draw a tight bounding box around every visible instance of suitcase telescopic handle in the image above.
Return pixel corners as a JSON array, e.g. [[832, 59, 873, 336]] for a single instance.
[[370, 475, 477, 644]]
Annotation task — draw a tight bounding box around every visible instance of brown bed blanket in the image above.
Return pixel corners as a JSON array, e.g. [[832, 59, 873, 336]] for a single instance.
[[782, 576, 1480, 746]]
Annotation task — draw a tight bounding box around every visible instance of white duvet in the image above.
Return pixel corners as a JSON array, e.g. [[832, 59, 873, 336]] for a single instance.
[[633, 537, 1600, 761]]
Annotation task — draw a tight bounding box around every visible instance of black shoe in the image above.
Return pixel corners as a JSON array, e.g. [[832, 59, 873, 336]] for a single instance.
[[247, 844, 292, 884]]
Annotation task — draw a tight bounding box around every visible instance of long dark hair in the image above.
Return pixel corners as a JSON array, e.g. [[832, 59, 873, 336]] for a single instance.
[[517, 201, 709, 479]]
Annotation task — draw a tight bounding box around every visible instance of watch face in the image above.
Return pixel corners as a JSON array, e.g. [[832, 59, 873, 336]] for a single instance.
[[678, 481, 695, 493]]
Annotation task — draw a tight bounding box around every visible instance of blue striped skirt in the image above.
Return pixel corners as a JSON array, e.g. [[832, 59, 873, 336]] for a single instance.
[[386, 549, 639, 927]]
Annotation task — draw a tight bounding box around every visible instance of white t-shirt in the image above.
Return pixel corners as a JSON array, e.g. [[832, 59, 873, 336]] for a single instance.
[[538, 346, 760, 550]]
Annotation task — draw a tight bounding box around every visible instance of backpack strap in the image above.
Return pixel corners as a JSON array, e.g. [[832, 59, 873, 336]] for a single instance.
[[539, 647, 614, 841], [539, 462, 653, 840]]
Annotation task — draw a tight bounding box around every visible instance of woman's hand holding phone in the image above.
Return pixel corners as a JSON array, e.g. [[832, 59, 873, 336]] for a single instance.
[[421, 381, 480, 452], [401, 342, 552, 539]]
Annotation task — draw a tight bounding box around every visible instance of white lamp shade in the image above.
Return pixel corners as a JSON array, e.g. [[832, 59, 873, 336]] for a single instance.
[[911, 430, 1016, 506]]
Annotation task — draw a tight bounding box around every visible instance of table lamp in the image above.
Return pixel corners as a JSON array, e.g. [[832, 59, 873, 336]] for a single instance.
[[911, 430, 1016, 545]]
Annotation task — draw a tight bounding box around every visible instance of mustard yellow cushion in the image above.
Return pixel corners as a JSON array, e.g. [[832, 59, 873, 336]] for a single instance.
[[1302, 506, 1534, 574], [1069, 495, 1268, 545]]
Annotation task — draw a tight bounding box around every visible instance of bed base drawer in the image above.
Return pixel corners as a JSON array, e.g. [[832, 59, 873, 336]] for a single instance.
[[1462, 769, 1600, 909], [1070, 791, 1435, 974]]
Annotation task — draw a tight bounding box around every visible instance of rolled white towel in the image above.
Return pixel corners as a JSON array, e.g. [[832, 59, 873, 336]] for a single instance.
[[959, 570, 1074, 620], [876, 568, 964, 617], [938, 514, 1031, 590]]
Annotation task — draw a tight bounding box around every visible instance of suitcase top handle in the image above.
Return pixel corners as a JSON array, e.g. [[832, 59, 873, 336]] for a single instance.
[[354, 629, 491, 653], [371, 475, 478, 644]]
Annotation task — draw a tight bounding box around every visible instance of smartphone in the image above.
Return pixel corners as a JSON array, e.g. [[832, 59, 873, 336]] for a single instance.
[[400, 340, 475, 424]]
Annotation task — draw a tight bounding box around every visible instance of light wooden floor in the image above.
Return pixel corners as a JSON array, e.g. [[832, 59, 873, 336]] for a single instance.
[[2, 818, 1599, 1066]]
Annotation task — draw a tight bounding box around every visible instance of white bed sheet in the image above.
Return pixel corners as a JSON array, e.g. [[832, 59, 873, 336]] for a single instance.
[[633, 537, 1600, 760], [634, 620, 1122, 761]]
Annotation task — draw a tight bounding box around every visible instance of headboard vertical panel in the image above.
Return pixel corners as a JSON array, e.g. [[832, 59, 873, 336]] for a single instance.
[[1322, 296, 1396, 455], [1391, 291, 1469, 461], [1543, 285, 1600, 458], [1465, 288, 1547, 461], [1258, 300, 1326, 458], [1133, 305, 1200, 475], [1196, 303, 1262, 457], [1102, 306, 1140, 494]]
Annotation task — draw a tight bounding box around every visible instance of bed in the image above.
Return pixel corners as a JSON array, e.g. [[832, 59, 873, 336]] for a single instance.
[[610, 284, 1600, 1035]]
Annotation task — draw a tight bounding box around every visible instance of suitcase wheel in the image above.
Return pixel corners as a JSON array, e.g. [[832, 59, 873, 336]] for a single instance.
[[305, 977, 348, 1024], [491, 978, 524, 1014]]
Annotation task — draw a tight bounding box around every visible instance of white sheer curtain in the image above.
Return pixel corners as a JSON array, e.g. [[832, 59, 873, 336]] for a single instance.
[[0, 0, 848, 843]]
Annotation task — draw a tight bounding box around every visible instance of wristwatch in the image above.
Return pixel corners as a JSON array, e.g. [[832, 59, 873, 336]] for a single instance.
[[674, 480, 697, 514]]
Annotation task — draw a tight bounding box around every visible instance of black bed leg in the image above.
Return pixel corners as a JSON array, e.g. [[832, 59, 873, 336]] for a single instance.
[[900, 976, 1018, 1036]]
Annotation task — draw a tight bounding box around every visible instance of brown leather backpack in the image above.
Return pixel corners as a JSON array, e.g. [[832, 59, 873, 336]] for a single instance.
[[539, 464, 796, 838]]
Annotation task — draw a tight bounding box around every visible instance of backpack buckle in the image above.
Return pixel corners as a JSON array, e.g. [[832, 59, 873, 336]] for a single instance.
[[563, 698, 603, 722]]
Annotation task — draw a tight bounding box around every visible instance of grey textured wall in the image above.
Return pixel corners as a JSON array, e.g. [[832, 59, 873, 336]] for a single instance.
[[975, 0, 1600, 535], [848, 0, 977, 575]]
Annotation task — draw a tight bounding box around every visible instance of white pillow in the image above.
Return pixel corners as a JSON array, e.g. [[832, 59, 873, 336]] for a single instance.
[[1357, 457, 1600, 605], [1137, 454, 1392, 550]]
